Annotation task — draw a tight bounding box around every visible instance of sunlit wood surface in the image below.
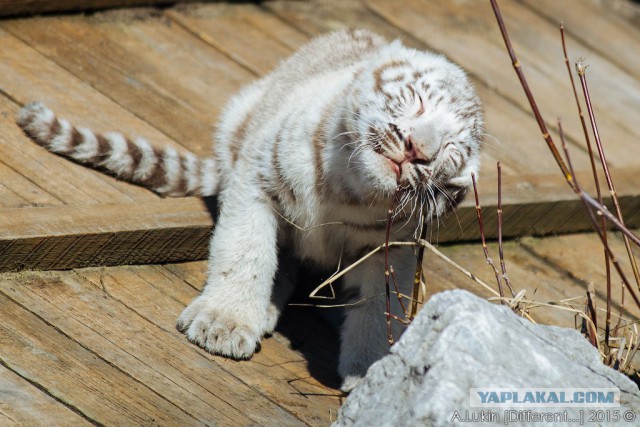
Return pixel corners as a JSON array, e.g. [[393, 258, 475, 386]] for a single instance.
[[1, 1, 639, 424]]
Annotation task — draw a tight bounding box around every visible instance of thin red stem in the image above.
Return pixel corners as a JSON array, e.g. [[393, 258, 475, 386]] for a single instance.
[[384, 195, 397, 345], [472, 173, 505, 302], [496, 162, 515, 297], [560, 25, 612, 345], [411, 209, 429, 319], [489, 0, 640, 314], [489, 0, 574, 185], [579, 192, 640, 308], [390, 266, 408, 317], [560, 119, 601, 342], [576, 63, 640, 291]]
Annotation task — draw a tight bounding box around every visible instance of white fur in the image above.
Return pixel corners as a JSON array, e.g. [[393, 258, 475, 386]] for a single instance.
[[177, 30, 483, 391], [72, 128, 99, 161], [103, 132, 133, 176], [17, 103, 55, 142], [18, 30, 482, 392], [132, 138, 158, 181], [156, 147, 181, 196], [182, 152, 200, 195], [48, 119, 72, 153], [199, 158, 218, 196]]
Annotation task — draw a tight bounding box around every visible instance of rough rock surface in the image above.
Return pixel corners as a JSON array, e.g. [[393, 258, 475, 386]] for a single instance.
[[334, 290, 640, 426]]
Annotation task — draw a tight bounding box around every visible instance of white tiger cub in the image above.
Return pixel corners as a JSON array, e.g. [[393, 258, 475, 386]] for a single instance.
[[17, 29, 482, 391]]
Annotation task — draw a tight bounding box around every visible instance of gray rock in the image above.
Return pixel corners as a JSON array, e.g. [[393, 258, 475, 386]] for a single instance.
[[334, 290, 640, 426]]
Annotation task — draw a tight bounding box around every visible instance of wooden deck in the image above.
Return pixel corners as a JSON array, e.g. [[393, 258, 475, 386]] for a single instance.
[[1, 0, 640, 425], [2, 233, 639, 426], [1, 0, 640, 271]]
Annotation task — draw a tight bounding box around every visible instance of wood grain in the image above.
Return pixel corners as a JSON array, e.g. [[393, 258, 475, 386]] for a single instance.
[[522, 0, 640, 82], [0, 29, 163, 202], [1, 13, 252, 157], [0, 161, 59, 209], [0, 96, 134, 206], [433, 236, 640, 329], [0, 0, 636, 272], [520, 231, 640, 317], [0, 198, 213, 271], [0, 259, 344, 425], [0, 291, 202, 425], [0, 239, 636, 424], [1, 1, 639, 423], [0, 270, 304, 426], [0, 365, 92, 427], [79, 265, 343, 425], [1, 238, 637, 424], [167, 4, 292, 76]]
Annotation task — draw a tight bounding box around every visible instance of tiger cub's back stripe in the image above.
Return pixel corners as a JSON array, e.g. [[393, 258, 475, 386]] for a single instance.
[[17, 102, 219, 198]]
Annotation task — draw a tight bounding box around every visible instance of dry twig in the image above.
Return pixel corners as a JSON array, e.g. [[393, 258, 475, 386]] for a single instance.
[[560, 25, 613, 346], [471, 173, 505, 303], [496, 162, 515, 298]]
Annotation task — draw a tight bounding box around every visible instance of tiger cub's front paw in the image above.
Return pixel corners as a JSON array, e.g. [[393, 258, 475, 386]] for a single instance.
[[177, 295, 264, 359]]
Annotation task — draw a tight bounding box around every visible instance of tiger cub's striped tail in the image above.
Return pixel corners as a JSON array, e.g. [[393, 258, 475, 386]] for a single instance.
[[17, 102, 218, 197]]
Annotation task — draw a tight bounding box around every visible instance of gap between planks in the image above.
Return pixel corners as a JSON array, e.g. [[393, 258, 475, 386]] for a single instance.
[[0, 0, 202, 18]]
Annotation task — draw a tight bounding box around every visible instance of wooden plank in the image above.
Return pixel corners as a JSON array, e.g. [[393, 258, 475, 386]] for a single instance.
[[606, 1, 640, 28], [522, 0, 640, 82], [431, 236, 640, 331], [107, 9, 255, 137], [0, 291, 203, 426], [424, 241, 573, 327], [0, 0, 200, 18], [0, 183, 31, 210], [162, 261, 207, 290], [0, 29, 160, 202], [0, 269, 304, 426], [0, 198, 213, 271], [79, 265, 342, 425], [1, 167, 639, 272], [439, 167, 640, 242], [1, 12, 252, 157], [159, 261, 345, 401], [364, 0, 640, 168], [0, 0, 637, 273], [519, 232, 640, 322], [0, 365, 92, 426], [0, 163, 59, 209], [167, 4, 293, 76], [431, 232, 640, 331], [236, 4, 310, 52], [0, 246, 632, 424]]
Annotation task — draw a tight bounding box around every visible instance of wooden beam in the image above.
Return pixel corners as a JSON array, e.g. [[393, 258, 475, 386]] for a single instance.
[[442, 167, 640, 242], [0, 1, 202, 18], [0, 198, 213, 271], [1, 168, 639, 272]]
